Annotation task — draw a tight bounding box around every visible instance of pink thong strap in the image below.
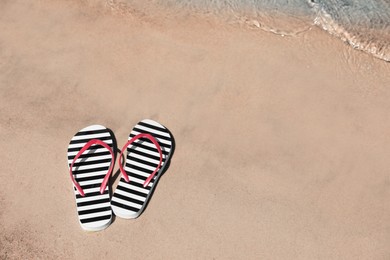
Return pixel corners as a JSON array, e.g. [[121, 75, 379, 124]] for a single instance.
[[118, 133, 163, 188], [69, 139, 115, 197]]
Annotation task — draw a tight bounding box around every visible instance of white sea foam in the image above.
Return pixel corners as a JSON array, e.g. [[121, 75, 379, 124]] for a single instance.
[[309, 0, 390, 61]]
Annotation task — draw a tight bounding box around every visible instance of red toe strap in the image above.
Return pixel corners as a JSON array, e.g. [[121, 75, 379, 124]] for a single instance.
[[119, 133, 163, 188], [69, 139, 115, 197]]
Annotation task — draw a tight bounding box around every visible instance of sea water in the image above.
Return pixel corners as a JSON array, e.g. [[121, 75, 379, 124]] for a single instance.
[[107, 0, 390, 62], [309, 0, 390, 62]]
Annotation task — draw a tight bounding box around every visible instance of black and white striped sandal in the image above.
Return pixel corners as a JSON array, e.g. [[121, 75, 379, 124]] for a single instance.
[[67, 125, 115, 231], [111, 119, 173, 219]]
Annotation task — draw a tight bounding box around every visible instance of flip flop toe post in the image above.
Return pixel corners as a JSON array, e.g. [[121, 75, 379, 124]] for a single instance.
[[67, 125, 115, 231], [111, 119, 173, 219]]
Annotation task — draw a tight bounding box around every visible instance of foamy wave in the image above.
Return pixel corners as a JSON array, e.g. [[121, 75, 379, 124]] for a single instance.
[[308, 0, 390, 62]]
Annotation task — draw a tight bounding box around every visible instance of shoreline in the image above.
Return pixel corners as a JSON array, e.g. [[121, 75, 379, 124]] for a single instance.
[[102, 0, 390, 62]]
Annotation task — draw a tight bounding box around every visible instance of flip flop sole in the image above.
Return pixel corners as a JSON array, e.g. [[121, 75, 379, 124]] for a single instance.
[[67, 125, 114, 231], [111, 119, 173, 219]]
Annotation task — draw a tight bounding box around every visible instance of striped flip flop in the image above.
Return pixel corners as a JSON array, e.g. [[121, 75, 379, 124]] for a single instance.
[[67, 125, 115, 231], [111, 119, 174, 219]]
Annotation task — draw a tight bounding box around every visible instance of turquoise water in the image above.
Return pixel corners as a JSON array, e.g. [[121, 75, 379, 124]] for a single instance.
[[108, 0, 390, 61]]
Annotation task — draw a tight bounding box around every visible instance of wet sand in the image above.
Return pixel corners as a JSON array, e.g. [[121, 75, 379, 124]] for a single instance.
[[1, 0, 389, 259]]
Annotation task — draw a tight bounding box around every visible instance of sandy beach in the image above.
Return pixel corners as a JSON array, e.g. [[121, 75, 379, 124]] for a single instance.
[[1, 0, 390, 259]]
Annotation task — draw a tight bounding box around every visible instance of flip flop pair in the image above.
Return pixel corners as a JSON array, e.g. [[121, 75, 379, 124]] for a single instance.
[[67, 119, 173, 231]]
